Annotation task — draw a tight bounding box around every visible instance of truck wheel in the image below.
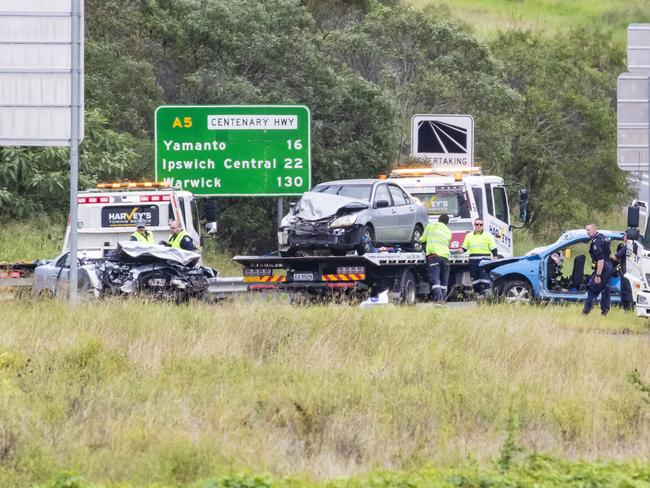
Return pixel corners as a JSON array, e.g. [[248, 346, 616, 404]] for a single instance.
[[410, 225, 424, 252], [400, 270, 417, 306], [500, 279, 532, 304], [356, 225, 375, 255]]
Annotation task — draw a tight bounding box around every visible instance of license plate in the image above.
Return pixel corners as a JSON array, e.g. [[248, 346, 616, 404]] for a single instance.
[[293, 273, 314, 281], [148, 278, 167, 287]]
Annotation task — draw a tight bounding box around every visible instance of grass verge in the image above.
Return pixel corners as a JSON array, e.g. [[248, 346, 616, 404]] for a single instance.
[[0, 299, 648, 486], [405, 0, 650, 38]]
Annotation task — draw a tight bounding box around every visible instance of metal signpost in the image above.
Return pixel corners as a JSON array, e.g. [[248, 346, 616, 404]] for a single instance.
[[411, 114, 474, 166], [0, 0, 84, 304]]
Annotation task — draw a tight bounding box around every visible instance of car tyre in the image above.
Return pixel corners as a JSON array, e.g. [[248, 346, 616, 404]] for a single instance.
[[356, 225, 375, 255], [410, 225, 424, 252], [400, 270, 417, 306], [500, 279, 533, 304]]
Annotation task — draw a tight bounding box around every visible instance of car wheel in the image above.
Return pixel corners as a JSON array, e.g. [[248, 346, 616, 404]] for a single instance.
[[410, 225, 424, 251], [500, 279, 533, 304], [356, 225, 375, 255], [400, 270, 417, 306]]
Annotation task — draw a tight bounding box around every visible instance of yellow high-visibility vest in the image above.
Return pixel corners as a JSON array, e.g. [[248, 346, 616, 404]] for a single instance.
[[462, 231, 497, 255], [420, 222, 452, 258], [130, 231, 155, 244], [169, 229, 191, 249]]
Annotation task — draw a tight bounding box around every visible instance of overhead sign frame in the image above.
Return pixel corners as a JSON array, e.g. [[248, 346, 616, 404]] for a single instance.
[[411, 114, 474, 167], [0, 0, 84, 146], [155, 105, 311, 197]]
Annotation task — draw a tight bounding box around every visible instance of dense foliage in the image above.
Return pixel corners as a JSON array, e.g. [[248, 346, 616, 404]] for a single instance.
[[0, 0, 631, 251]]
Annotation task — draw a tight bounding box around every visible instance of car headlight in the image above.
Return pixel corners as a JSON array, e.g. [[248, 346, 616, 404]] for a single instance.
[[638, 294, 648, 305], [330, 214, 358, 228]]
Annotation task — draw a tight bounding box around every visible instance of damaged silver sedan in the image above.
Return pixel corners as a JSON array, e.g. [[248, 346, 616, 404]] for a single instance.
[[279, 179, 429, 255], [32, 242, 216, 301]]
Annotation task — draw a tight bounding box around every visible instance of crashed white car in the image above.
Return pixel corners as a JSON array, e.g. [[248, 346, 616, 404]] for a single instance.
[[32, 242, 216, 301], [280, 179, 429, 255]]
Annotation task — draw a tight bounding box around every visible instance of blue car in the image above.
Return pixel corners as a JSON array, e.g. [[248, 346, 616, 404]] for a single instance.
[[481, 230, 625, 304]]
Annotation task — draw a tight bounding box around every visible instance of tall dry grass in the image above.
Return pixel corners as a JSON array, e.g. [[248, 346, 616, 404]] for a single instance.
[[0, 299, 648, 485]]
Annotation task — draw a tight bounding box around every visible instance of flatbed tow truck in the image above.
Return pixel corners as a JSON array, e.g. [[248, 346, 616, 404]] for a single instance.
[[0, 262, 38, 298], [234, 250, 471, 304]]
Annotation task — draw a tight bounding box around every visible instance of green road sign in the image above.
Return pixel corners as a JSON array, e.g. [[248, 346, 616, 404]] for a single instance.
[[155, 105, 311, 196]]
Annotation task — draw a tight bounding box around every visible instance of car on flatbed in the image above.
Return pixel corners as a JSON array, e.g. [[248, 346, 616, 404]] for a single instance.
[[279, 179, 428, 256]]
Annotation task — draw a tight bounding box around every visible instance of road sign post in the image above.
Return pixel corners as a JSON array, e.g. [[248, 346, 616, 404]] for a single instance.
[[155, 105, 311, 196], [0, 0, 84, 305]]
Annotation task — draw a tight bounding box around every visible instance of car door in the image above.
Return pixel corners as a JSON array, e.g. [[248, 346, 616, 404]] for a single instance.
[[53, 253, 71, 297], [484, 184, 513, 258], [387, 184, 415, 242], [371, 183, 396, 242]]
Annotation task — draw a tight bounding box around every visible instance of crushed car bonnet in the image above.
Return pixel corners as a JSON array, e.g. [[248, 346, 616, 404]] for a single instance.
[[295, 192, 369, 221], [113, 242, 201, 267]]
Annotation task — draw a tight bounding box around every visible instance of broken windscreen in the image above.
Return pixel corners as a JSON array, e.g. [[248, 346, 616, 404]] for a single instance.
[[312, 184, 373, 202]]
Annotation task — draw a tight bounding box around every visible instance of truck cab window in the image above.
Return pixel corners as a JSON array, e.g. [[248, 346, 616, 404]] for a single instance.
[[484, 184, 494, 216], [167, 203, 174, 225], [493, 186, 510, 224], [192, 200, 200, 233], [177, 197, 187, 227], [472, 187, 483, 219]]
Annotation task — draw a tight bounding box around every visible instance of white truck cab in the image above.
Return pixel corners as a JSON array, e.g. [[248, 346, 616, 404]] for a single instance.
[[387, 167, 514, 258], [62, 182, 207, 255], [624, 202, 650, 316]]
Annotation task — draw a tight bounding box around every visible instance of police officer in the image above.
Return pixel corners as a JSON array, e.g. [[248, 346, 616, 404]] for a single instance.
[[612, 231, 633, 311], [129, 219, 155, 244], [455, 218, 498, 296], [419, 213, 452, 302], [161, 220, 197, 251], [582, 223, 614, 316]]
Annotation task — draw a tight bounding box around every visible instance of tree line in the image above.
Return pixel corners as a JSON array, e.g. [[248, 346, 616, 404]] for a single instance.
[[0, 0, 632, 252]]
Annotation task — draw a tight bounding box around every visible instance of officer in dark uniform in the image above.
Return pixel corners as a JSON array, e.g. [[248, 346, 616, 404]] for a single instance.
[[582, 224, 613, 316], [612, 231, 633, 311]]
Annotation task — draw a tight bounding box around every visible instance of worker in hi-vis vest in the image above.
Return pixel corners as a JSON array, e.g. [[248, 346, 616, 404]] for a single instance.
[[455, 218, 497, 295], [130, 219, 155, 244], [161, 220, 197, 251], [419, 213, 452, 303]]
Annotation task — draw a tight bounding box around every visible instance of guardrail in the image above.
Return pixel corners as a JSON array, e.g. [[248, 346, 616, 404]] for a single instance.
[[207, 276, 248, 297]]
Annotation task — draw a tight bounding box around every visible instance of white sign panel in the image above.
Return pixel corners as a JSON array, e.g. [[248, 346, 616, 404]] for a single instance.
[[628, 24, 650, 73], [0, 0, 83, 146], [617, 73, 650, 171], [411, 114, 474, 167]]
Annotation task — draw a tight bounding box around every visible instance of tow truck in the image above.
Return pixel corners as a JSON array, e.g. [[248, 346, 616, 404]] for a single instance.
[[64, 181, 209, 255], [235, 165, 527, 303], [0, 181, 245, 298], [623, 202, 650, 316], [386, 165, 526, 298]]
